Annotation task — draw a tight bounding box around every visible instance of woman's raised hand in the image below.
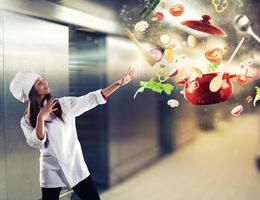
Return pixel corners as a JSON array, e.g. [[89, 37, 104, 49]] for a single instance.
[[38, 97, 59, 120], [118, 67, 135, 86]]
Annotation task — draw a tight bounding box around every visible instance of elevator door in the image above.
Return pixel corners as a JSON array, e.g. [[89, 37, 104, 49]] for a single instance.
[[69, 29, 108, 189]]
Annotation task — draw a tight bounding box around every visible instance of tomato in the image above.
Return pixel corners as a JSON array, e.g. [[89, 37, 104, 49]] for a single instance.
[[205, 48, 223, 63], [236, 75, 250, 85], [169, 4, 184, 17], [155, 12, 164, 21]]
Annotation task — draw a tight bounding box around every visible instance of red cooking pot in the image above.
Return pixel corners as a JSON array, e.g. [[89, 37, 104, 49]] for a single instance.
[[177, 73, 237, 105]]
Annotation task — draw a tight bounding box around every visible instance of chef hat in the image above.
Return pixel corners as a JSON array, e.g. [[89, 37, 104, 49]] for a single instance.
[[10, 71, 40, 103]]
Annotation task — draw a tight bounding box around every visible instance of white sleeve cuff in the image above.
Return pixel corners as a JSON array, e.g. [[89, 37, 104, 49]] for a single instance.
[[21, 117, 48, 150], [96, 89, 107, 105], [27, 129, 47, 149]]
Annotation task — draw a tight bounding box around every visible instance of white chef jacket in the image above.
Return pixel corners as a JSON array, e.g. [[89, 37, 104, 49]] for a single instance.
[[20, 89, 106, 188]]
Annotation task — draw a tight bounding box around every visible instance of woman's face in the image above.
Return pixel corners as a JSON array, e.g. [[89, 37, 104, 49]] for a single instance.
[[33, 76, 50, 96]]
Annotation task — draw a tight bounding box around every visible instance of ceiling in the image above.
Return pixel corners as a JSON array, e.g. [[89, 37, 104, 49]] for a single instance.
[[45, 0, 260, 57]]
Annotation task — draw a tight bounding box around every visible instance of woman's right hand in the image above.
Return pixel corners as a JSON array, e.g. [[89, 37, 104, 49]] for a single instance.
[[38, 97, 59, 121]]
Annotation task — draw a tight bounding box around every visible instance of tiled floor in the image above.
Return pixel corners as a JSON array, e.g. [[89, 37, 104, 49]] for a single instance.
[[101, 113, 260, 200]]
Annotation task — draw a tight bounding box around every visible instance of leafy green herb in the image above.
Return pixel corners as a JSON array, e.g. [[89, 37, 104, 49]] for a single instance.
[[253, 86, 260, 107], [208, 62, 221, 72], [134, 79, 174, 99]]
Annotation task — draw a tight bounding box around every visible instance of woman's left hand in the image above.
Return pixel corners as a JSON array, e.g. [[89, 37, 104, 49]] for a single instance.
[[118, 67, 135, 86]]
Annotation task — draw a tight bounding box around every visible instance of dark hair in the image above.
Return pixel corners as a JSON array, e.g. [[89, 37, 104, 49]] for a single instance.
[[25, 86, 65, 128]]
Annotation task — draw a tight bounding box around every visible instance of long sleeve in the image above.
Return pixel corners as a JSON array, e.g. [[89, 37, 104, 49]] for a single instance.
[[20, 117, 47, 150], [69, 89, 107, 117]]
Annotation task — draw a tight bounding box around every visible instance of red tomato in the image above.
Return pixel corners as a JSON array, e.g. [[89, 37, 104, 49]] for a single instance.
[[236, 75, 250, 85], [169, 4, 184, 17], [155, 12, 164, 21], [205, 48, 223, 63]]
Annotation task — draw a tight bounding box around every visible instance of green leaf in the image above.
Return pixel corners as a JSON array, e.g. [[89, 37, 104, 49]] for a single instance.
[[213, 61, 221, 68], [208, 62, 221, 72], [161, 83, 174, 95], [140, 81, 148, 86], [151, 86, 163, 93], [253, 86, 260, 107], [146, 80, 163, 93], [133, 79, 174, 99]]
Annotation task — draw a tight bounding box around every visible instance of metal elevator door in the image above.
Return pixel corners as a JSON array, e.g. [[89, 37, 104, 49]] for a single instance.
[[69, 29, 109, 190]]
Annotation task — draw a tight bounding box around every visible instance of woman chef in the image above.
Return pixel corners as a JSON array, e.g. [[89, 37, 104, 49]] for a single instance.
[[9, 67, 135, 200]]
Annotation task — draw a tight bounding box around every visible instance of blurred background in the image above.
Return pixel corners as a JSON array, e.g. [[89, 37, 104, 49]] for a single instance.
[[0, 0, 259, 199]]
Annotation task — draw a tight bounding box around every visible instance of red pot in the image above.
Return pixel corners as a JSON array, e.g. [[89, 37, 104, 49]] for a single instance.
[[177, 73, 236, 105]]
